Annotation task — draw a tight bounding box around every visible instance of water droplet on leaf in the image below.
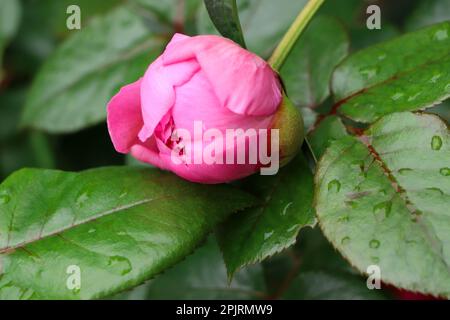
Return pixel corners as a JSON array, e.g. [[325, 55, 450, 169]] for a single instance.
[[391, 92, 404, 100], [369, 239, 380, 249], [0, 193, 10, 205], [359, 66, 379, 79], [341, 236, 350, 245], [108, 256, 132, 275], [373, 201, 392, 221], [433, 29, 448, 41], [426, 187, 444, 196], [431, 136, 442, 150], [398, 168, 412, 175], [328, 179, 341, 193], [264, 231, 274, 240], [371, 256, 380, 263], [440, 167, 450, 176]]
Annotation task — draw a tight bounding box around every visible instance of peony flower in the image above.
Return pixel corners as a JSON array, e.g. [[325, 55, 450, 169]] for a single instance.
[[107, 33, 303, 183]]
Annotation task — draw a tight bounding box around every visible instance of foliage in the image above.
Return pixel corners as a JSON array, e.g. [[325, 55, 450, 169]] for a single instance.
[[0, 0, 448, 299]]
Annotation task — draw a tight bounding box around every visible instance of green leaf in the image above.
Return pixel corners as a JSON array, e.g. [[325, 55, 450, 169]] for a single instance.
[[197, 0, 308, 58], [315, 112, 450, 297], [115, 236, 266, 299], [406, 0, 450, 31], [280, 16, 349, 109], [218, 154, 315, 277], [331, 22, 450, 123], [308, 115, 348, 159], [203, 0, 246, 48], [21, 6, 166, 133], [0, 167, 255, 299]]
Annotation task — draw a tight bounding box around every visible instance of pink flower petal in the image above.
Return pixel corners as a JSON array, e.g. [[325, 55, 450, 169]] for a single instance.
[[107, 79, 143, 154]]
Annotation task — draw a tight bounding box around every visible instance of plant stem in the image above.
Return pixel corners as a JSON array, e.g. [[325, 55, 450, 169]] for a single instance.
[[268, 0, 325, 71]]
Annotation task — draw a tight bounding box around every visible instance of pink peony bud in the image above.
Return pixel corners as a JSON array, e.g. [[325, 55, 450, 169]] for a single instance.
[[107, 33, 303, 183]]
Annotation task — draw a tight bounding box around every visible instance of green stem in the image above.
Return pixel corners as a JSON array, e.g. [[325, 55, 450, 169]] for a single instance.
[[268, 0, 325, 71]]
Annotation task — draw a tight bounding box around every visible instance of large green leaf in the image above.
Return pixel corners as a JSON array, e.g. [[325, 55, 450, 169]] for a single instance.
[[21, 6, 166, 133], [331, 22, 450, 123], [115, 236, 266, 299], [218, 154, 315, 277], [0, 167, 255, 299], [315, 112, 450, 297], [197, 0, 308, 58], [280, 16, 349, 109], [203, 0, 246, 47]]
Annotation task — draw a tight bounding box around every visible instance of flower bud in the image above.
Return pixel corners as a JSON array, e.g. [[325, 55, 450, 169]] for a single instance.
[[107, 33, 304, 183]]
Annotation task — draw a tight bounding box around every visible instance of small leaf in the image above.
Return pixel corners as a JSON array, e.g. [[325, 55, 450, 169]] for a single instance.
[[21, 6, 166, 133], [281, 16, 349, 109], [218, 154, 315, 277], [0, 167, 255, 299], [315, 112, 450, 297], [115, 236, 266, 300], [197, 0, 308, 58], [332, 22, 450, 123], [203, 0, 246, 48]]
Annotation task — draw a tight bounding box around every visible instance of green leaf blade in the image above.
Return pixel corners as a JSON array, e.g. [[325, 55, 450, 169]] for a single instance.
[[0, 167, 255, 299], [331, 22, 450, 123], [218, 154, 315, 277], [314, 112, 450, 297], [203, 0, 246, 48]]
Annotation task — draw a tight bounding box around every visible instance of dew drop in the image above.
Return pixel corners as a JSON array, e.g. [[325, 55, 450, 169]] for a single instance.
[[377, 53, 386, 61], [373, 201, 392, 221], [426, 187, 444, 196], [264, 231, 274, 240], [281, 202, 293, 216], [398, 168, 412, 175], [351, 160, 365, 172], [341, 236, 350, 245], [328, 179, 341, 193], [287, 224, 299, 233], [429, 74, 442, 83], [407, 92, 422, 101], [88, 228, 96, 234], [371, 256, 380, 263], [359, 66, 379, 79], [431, 136, 443, 150], [369, 239, 380, 249], [391, 92, 404, 101], [440, 167, 450, 176], [108, 256, 132, 276], [338, 215, 350, 223], [117, 231, 127, 236], [76, 192, 90, 207], [433, 29, 448, 41], [0, 193, 10, 205]]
